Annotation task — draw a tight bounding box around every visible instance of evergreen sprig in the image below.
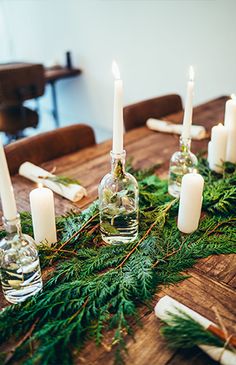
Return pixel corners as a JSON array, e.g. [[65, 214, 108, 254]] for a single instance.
[[0, 159, 236, 365], [160, 310, 224, 349], [38, 174, 81, 187]]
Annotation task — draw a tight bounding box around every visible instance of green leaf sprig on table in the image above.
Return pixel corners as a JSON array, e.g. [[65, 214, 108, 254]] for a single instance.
[[160, 310, 225, 349], [38, 174, 81, 187], [0, 158, 236, 365]]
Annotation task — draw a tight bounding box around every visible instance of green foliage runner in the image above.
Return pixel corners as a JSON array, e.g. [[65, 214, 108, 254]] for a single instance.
[[0, 158, 236, 365]]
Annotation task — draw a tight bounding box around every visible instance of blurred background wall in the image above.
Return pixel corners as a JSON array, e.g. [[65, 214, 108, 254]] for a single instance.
[[0, 0, 236, 140]]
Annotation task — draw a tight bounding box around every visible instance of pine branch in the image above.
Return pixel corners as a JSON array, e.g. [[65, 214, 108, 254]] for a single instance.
[[55, 211, 99, 254], [116, 198, 177, 269]]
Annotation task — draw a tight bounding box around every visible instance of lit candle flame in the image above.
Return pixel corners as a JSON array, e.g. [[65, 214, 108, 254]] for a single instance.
[[112, 60, 120, 80], [189, 65, 194, 81], [231, 93, 236, 100], [38, 183, 43, 189]]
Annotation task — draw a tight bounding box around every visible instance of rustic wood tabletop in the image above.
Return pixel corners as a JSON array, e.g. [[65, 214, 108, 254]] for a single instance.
[[0, 96, 235, 365]]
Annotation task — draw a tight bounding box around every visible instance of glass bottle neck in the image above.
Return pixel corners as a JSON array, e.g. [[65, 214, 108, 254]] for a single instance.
[[2, 214, 22, 236], [179, 137, 191, 153], [110, 150, 126, 178]]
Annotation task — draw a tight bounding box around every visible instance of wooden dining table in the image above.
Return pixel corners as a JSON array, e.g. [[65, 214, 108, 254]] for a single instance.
[[0, 96, 235, 365]]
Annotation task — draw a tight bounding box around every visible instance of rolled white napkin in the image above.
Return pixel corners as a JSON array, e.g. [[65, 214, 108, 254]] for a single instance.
[[155, 295, 236, 365], [146, 119, 206, 140], [19, 162, 87, 202], [199, 345, 236, 365]]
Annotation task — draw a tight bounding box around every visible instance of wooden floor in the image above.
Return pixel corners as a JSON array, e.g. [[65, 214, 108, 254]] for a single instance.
[[0, 96, 235, 364]]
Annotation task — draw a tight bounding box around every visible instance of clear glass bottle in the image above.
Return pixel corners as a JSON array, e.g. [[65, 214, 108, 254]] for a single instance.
[[0, 215, 43, 304], [168, 137, 198, 198], [98, 151, 139, 244]]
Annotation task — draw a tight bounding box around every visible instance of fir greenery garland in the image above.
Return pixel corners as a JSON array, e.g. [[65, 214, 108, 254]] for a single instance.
[[0, 158, 236, 365]]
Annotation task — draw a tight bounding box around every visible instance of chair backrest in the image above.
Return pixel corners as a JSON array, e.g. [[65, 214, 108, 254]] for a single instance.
[[123, 94, 183, 131], [4, 124, 96, 175], [0, 63, 45, 107]]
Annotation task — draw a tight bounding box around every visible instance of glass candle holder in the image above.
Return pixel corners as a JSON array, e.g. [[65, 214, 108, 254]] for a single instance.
[[168, 137, 198, 198], [0, 215, 43, 304], [98, 151, 139, 244]]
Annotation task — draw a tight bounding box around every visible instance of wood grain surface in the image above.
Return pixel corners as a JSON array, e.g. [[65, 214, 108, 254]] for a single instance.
[[0, 96, 235, 365]]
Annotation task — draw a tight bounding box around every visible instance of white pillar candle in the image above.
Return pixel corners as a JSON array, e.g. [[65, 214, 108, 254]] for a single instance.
[[207, 141, 212, 165], [209, 123, 228, 173], [178, 173, 204, 234], [112, 61, 124, 154], [182, 66, 195, 141], [224, 95, 236, 128], [30, 186, 57, 246], [226, 128, 236, 163], [0, 137, 17, 220], [224, 95, 236, 163]]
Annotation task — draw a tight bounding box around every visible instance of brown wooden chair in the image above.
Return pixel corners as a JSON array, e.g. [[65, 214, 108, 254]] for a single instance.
[[4, 124, 96, 175], [123, 94, 183, 131], [0, 63, 45, 141]]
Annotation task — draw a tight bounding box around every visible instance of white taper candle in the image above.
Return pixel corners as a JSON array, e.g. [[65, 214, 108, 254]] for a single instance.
[[177, 173, 204, 234], [0, 137, 18, 220], [182, 66, 194, 141], [30, 186, 57, 246], [112, 61, 124, 154]]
